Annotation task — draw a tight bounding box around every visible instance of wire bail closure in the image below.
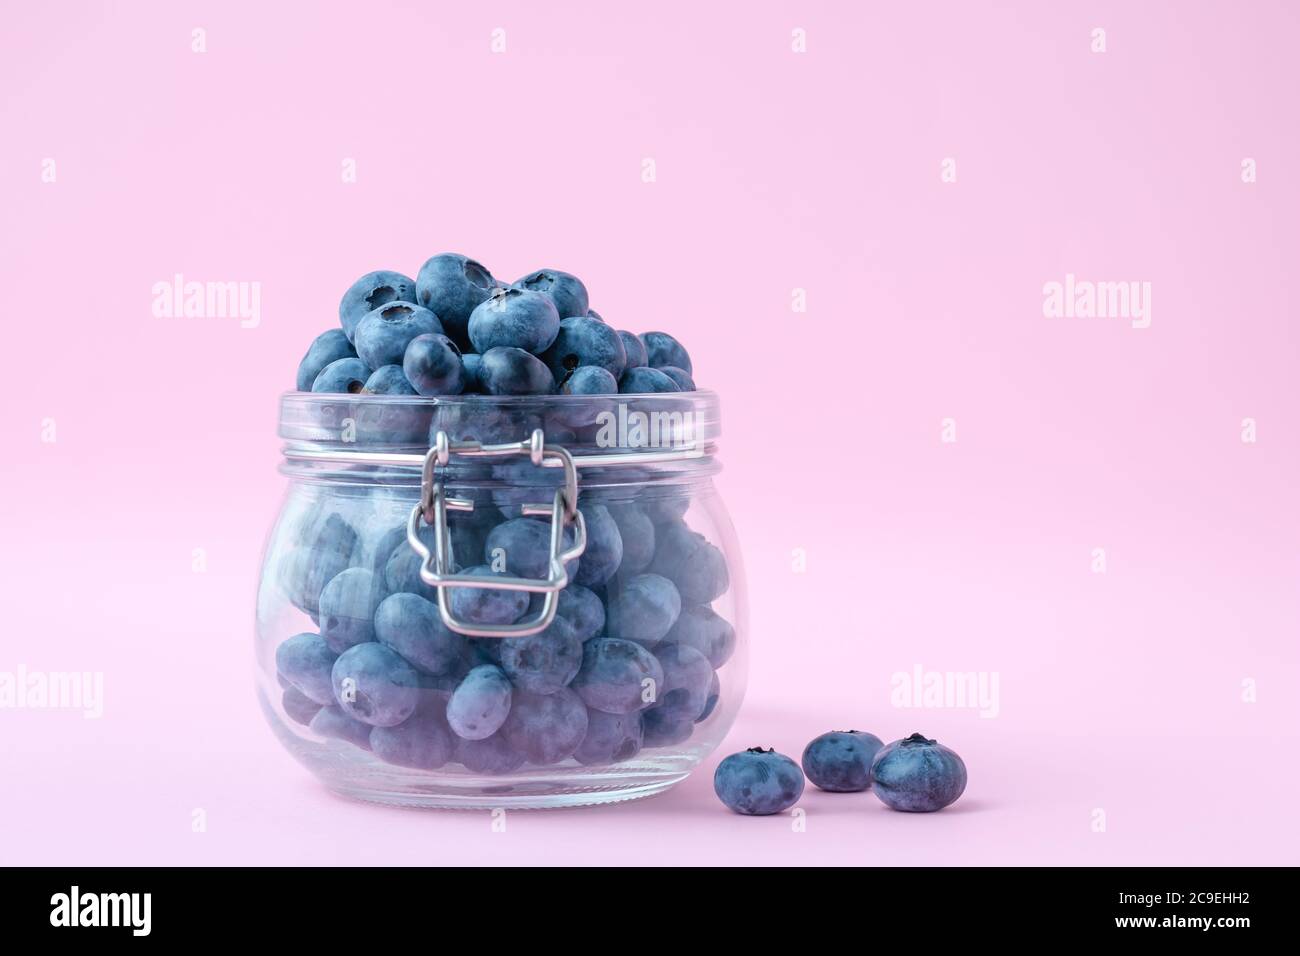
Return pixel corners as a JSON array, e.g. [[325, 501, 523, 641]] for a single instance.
[[406, 429, 587, 638]]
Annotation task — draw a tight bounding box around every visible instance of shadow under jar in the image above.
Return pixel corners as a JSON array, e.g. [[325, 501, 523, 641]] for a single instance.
[[256, 389, 746, 809]]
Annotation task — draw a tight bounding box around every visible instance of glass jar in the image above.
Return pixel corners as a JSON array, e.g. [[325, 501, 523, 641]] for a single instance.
[[256, 389, 746, 808]]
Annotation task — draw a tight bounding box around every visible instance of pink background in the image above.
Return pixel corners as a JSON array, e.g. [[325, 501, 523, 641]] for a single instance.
[[3, 0, 1298, 865]]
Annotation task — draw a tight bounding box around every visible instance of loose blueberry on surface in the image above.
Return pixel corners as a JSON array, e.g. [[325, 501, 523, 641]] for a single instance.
[[498, 618, 584, 695], [477, 346, 556, 395], [500, 687, 589, 765], [448, 565, 530, 625], [619, 366, 680, 394], [607, 504, 655, 575], [373, 592, 467, 676], [560, 366, 619, 395], [652, 642, 713, 720], [641, 706, 694, 747], [403, 332, 466, 396], [801, 730, 884, 793], [455, 730, 526, 774], [513, 269, 589, 320], [572, 638, 664, 715], [282, 686, 323, 726], [713, 748, 805, 816], [541, 316, 627, 382], [575, 710, 644, 766], [657, 366, 695, 391], [370, 703, 456, 770], [309, 705, 374, 750], [446, 664, 513, 740], [339, 270, 417, 342], [870, 733, 967, 812], [297, 329, 357, 391], [573, 504, 622, 587], [415, 253, 497, 350], [663, 605, 736, 668], [650, 520, 729, 605], [468, 287, 561, 355], [275, 632, 339, 705], [361, 364, 417, 395], [606, 573, 681, 647], [617, 330, 648, 369], [312, 357, 372, 394], [639, 331, 692, 375], [318, 567, 385, 653], [330, 642, 422, 727], [354, 302, 442, 370]]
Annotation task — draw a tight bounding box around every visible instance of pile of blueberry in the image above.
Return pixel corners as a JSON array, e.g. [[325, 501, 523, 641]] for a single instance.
[[273, 256, 731, 776], [296, 254, 696, 398], [713, 732, 967, 814]]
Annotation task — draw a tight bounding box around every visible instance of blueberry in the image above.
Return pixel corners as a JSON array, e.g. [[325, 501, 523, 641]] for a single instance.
[[801, 730, 884, 793], [370, 703, 456, 770], [468, 288, 560, 355], [275, 632, 338, 705], [618, 330, 648, 369], [560, 366, 619, 395], [281, 510, 360, 616], [639, 494, 689, 526], [446, 664, 513, 740], [575, 710, 643, 766], [870, 733, 967, 812], [500, 688, 589, 765], [383, 537, 438, 602], [361, 364, 417, 395], [373, 592, 467, 675], [400, 333, 465, 396], [639, 331, 692, 375], [297, 329, 357, 391], [652, 643, 712, 720], [608, 505, 655, 574], [713, 748, 805, 815], [281, 686, 323, 726], [641, 706, 693, 747], [309, 706, 373, 750], [619, 367, 680, 394], [312, 357, 371, 394], [650, 521, 729, 605], [498, 618, 583, 694], [696, 671, 720, 722], [461, 352, 484, 392], [663, 605, 735, 668], [330, 642, 423, 727], [354, 302, 442, 370], [484, 517, 580, 582], [573, 504, 622, 587], [541, 316, 627, 382], [448, 565, 530, 625], [477, 347, 556, 395], [586, 309, 605, 322], [657, 366, 695, 391], [339, 270, 417, 342], [513, 269, 589, 320], [455, 730, 526, 774], [318, 567, 385, 653], [415, 253, 497, 350], [552, 584, 605, 641], [605, 573, 681, 646], [572, 638, 664, 715]]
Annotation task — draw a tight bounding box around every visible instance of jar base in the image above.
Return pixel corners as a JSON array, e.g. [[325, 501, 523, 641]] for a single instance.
[[324, 772, 687, 810]]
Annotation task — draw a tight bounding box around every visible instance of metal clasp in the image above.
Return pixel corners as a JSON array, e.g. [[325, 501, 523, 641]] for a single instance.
[[406, 429, 587, 638]]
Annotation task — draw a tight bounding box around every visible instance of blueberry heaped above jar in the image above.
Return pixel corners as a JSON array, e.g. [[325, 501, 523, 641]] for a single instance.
[[294, 254, 697, 396]]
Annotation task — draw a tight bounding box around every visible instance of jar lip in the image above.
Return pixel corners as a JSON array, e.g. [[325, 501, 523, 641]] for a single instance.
[[279, 387, 720, 406]]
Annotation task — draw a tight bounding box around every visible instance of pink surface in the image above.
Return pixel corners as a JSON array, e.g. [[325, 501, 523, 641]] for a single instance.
[[3, 1, 1298, 865]]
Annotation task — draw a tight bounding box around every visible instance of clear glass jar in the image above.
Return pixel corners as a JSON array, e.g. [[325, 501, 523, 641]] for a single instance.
[[256, 390, 746, 808]]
